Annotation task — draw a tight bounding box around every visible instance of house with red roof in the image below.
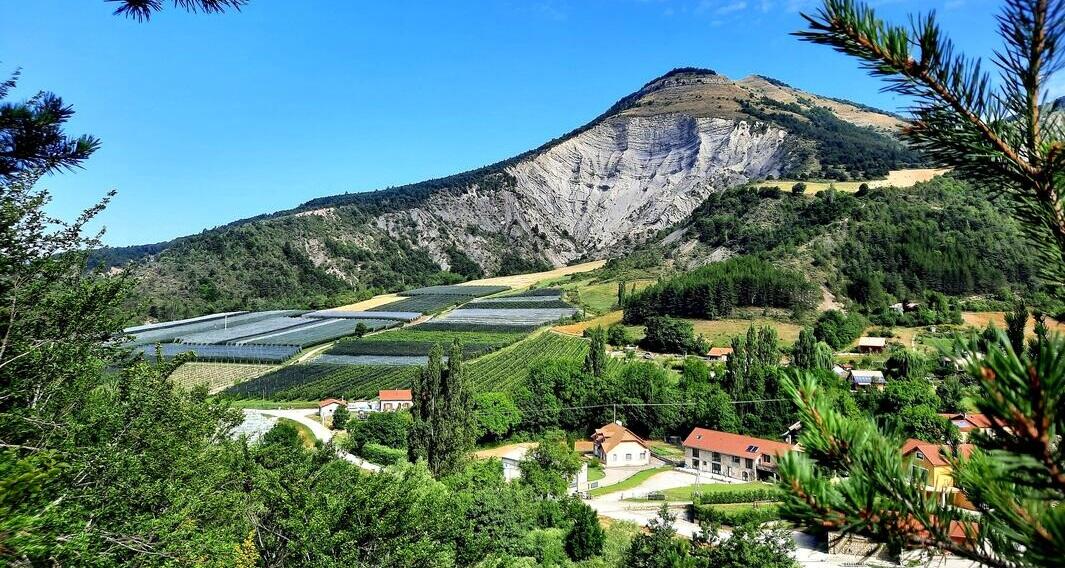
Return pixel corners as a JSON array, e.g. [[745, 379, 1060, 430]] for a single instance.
[[379, 389, 412, 411], [938, 412, 1003, 441], [901, 438, 976, 510], [682, 427, 794, 482], [318, 398, 346, 422], [592, 422, 650, 467]]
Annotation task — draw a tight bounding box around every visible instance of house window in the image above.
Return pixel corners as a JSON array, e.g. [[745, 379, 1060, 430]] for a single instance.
[[639, 451, 646, 460], [625, 453, 632, 461], [692, 459, 700, 469], [732, 456, 740, 465], [712, 462, 721, 474], [761, 454, 772, 463], [611, 454, 617, 462], [745, 458, 753, 468], [692, 448, 700, 458], [712, 452, 720, 461], [911, 464, 929, 485]]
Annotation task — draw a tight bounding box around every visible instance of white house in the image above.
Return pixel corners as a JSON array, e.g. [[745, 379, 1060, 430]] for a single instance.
[[379, 389, 413, 411], [476, 443, 589, 494], [318, 398, 346, 421], [592, 422, 650, 468]]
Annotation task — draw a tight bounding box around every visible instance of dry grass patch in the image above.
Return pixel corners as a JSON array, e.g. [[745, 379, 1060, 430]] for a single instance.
[[334, 293, 404, 311], [961, 311, 1065, 336], [555, 311, 624, 336], [686, 318, 803, 345], [457, 260, 606, 289], [754, 168, 950, 194]]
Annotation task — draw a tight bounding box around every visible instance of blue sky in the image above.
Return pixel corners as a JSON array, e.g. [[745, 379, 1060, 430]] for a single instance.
[[3, 0, 1003, 246]]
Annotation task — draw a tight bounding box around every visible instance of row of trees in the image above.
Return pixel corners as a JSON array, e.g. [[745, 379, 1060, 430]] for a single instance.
[[623, 256, 819, 323]]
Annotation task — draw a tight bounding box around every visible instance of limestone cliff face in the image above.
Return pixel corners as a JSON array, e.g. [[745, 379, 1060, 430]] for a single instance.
[[376, 113, 788, 270]]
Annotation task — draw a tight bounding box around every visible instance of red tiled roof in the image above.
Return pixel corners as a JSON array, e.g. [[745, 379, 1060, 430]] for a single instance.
[[901, 439, 974, 467], [592, 422, 648, 453], [682, 428, 792, 458], [707, 347, 734, 357], [379, 389, 412, 401], [938, 412, 998, 430], [318, 398, 346, 408]]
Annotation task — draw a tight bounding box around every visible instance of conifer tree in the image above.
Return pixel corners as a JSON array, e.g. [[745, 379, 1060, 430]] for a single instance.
[[781, 2, 1065, 566], [408, 341, 475, 477]]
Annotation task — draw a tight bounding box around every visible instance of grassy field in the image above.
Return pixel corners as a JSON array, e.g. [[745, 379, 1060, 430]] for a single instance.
[[685, 318, 804, 346], [169, 362, 278, 393], [647, 440, 685, 459], [753, 168, 949, 194], [588, 466, 672, 497], [646, 482, 770, 502], [588, 463, 606, 482]]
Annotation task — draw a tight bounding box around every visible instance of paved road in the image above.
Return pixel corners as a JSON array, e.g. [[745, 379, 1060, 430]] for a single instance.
[[248, 409, 381, 472]]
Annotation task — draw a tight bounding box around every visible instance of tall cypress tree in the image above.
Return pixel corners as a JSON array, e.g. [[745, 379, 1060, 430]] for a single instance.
[[583, 326, 607, 378], [408, 341, 475, 477]]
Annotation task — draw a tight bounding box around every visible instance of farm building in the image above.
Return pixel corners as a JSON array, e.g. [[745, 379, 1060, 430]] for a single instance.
[[591, 422, 650, 468], [848, 369, 886, 390], [682, 427, 794, 482], [706, 346, 734, 362], [901, 438, 975, 509], [379, 389, 412, 411], [318, 398, 346, 421], [857, 336, 887, 353]]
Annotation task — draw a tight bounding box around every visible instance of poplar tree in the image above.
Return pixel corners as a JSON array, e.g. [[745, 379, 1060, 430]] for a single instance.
[[583, 326, 607, 377], [780, 2, 1065, 566], [408, 341, 476, 477]]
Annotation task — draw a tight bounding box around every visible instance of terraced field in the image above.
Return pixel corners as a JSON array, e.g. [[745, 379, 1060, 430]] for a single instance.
[[468, 299, 572, 309], [325, 328, 526, 361], [467, 331, 590, 392], [222, 364, 419, 400], [326, 340, 497, 358], [240, 318, 397, 347], [169, 362, 278, 392]]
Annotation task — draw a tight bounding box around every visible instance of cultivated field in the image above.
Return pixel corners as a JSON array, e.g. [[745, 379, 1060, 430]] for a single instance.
[[169, 362, 278, 393], [333, 293, 404, 312], [134, 342, 301, 363], [429, 307, 578, 329], [753, 167, 950, 194], [223, 364, 419, 401], [467, 331, 589, 392], [368, 294, 471, 314], [124, 310, 302, 346]]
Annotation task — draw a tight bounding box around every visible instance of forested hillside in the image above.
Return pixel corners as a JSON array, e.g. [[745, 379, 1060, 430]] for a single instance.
[[661, 175, 1049, 317]]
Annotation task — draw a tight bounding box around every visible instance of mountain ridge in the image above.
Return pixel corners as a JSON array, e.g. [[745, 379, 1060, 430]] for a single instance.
[[106, 68, 924, 320]]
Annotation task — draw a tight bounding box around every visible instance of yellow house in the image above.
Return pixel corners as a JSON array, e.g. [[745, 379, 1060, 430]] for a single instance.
[[901, 439, 975, 509]]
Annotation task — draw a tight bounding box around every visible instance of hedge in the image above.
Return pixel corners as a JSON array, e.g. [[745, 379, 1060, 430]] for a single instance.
[[695, 487, 782, 505], [691, 503, 781, 526]]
